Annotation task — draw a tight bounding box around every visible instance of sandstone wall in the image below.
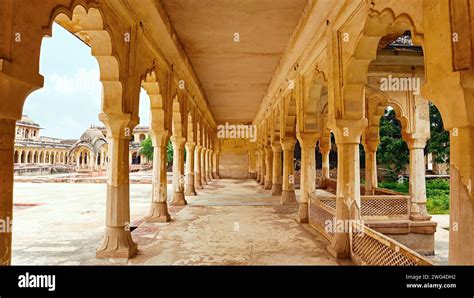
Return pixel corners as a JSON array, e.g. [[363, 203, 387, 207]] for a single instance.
[[218, 138, 249, 178]]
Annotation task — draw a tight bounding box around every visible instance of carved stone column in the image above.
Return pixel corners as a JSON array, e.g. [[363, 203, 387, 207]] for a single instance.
[[146, 132, 171, 222], [96, 113, 137, 259], [170, 136, 187, 206], [320, 146, 331, 188], [327, 119, 366, 259], [271, 144, 283, 195], [201, 147, 207, 186], [207, 149, 213, 181], [362, 140, 379, 195], [204, 149, 211, 182], [296, 132, 319, 223], [194, 145, 203, 189], [280, 138, 297, 204], [255, 150, 261, 182], [247, 148, 256, 179], [406, 137, 431, 221], [0, 119, 16, 265], [264, 146, 273, 190], [259, 148, 265, 186], [185, 142, 197, 196], [212, 150, 220, 179], [449, 126, 474, 264]]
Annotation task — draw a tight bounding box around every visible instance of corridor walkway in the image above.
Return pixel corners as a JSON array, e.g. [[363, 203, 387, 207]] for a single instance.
[[11, 179, 350, 265], [129, 179, 351, 265]]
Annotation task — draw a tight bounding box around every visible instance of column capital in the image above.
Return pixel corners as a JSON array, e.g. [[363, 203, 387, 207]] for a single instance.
[[0, 75, 42, 121], [404, 135, 428, 149], [297, 132, 320, 148], [280, 138, 296, 150], [170, 136, 186, 148], [264, 146, 272, 154], [271, 143, 282, 152], [185, 141, 196, 150], [150, 130, 170, 147], [99, 112, 137, 139], [330, 118, 368, 144], [362, 139, 380, 153], [319, 144, 331, 155]]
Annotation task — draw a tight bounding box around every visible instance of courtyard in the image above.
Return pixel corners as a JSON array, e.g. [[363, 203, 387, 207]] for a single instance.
[[12, 178, 355, 265]]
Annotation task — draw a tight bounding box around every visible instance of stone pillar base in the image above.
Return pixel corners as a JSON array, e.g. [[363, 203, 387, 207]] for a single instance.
[[409, 214, 432, 221], [326, 245, 351, 259], [146, 202, 171, 222], [271, 183, 282, 195], [297, 202, 308, 223], [264, 180, 272, 190], [212, 172, 219, 179], [96, 227, 137, 259], [280, 190, 297, 205], [185, 185, 197, 196], [171, 192, 187, 206], [320, 178, 328, 189], [195, 182, 203, 190]]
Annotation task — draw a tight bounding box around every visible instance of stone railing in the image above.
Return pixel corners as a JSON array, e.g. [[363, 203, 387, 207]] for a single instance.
[[309, 194, 410, 221], [308, 195, 336, 241], [309, 194, 429, 265], [350, 222, 432, 266], [360, 195, 410, 220]]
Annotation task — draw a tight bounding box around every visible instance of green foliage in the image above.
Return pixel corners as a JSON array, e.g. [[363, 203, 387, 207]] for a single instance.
[[427, 103, 450, 164], [377, 109, 409, 179], [139, 137, 154, 161], [378, 178, 450, 214], [139, 138, 175, 169], [167, 140, 173, 167], [425, 179, 450, 214], [378, 181, 409, 194]]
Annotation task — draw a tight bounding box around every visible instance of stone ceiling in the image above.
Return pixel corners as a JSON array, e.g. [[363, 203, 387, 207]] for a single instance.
[[162, 0, 308, 124]]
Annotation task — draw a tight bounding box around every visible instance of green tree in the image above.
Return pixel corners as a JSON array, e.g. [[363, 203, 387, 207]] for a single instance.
[[139, 138, 175, 169], [139, 137, 154, 161], [377, 108, 409, 179], [427, 103, 450, 163], [166, 140, 173, 168]]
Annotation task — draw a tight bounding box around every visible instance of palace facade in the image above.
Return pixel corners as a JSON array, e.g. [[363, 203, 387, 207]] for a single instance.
[[14, 115, 150, 174]]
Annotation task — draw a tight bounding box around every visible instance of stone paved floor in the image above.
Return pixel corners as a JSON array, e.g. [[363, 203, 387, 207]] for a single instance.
[[428, 215, 449, 265], [12, 179, 351, 265]]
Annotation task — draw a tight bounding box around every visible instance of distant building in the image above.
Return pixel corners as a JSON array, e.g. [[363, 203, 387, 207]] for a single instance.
[[14, 115, 151, 174]]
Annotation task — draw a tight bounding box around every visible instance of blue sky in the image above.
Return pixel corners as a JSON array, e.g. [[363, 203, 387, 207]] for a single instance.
[[24, 23, 150, 139]]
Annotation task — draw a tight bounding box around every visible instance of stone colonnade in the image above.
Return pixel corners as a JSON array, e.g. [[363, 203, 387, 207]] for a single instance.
[[247, 0, 474, 265], [0, 1, 218, 264]]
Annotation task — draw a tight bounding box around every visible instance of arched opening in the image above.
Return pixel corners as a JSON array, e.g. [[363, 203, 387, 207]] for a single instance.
[[131, 152, 141, 165], [11, 5, 126, 265], [359, 25, 450, 264]]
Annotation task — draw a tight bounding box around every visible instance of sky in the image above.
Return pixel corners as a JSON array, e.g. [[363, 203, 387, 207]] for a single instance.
[[24, 23, 150, 139]]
